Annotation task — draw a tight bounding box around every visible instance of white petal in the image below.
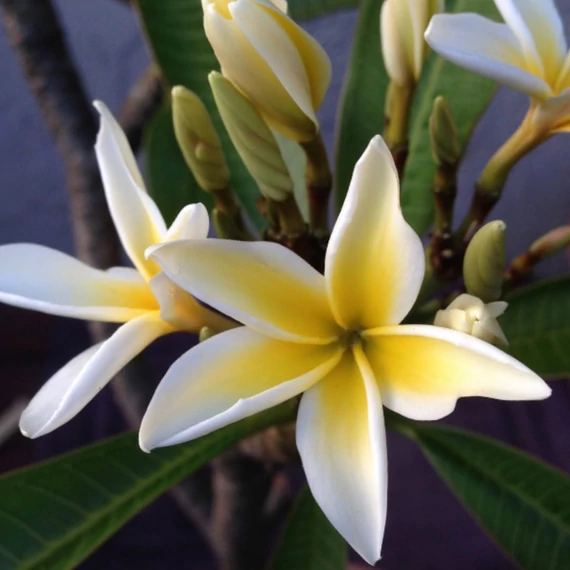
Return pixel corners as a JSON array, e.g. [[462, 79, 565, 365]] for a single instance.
[[165, 203, 210, 242], [149, 239, 340, 344], [0, 244, 158, 322], [381, 0, 414, 85], [495, 0, 566, 81], [325, 136, 425, 329], [531, 89, 570, 133], [94, 101, 167, 280], [425, 14, 552, 99], [364, 324, 551, 421], [20, 312, 172, 438], [139, 327, 342, 451], [297, 348, 386, 565]]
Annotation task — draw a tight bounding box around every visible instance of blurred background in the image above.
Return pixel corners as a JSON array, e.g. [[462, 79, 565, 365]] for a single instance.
[[0, 1, 569, 568]]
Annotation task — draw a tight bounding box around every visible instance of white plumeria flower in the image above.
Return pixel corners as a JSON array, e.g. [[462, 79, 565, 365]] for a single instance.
[[425, 0, 570, 133], [434, 294, 509, 346], [0, 101, 232, 439], [381, 0, 444, 86], [202, 0, 331, 142], [141, 135, 550, 564]]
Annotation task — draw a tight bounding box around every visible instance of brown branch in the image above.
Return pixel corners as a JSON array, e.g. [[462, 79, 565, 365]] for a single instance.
[[119, 64, 164, 153]]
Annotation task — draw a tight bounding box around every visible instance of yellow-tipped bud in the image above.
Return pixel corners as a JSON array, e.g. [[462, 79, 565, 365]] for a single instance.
[[172, 86, 230, 192], [463, 221, 506, 303], [209, 71, 294, 202], [429, 96, 461, 166], [199, 326, 216, 343], [435, 294, 508, 346], [529, 226, 570, 258]]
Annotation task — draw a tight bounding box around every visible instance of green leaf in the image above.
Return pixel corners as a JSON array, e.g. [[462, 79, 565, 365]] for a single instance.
[[136, 0, 264, 230], [288, 0, 357, 20], [335, 0, 499, 236], [0, 404, 294, 570], [334, 0, 388, 212], [401, 0, 499, 236], [269, 486, 346, 570], [500, 277, 570, 378], [144, 104, 214, 226], [395, 419, 570, 570]]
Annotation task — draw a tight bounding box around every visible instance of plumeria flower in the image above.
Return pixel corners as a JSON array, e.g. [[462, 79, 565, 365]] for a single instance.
[[381, 0, 444, 87], [0, 102, 232, 439], [434, 294, 508, 346], [202, 0, 331, 142], [140, 135, 550, 564], [425, 0, 570, 134]]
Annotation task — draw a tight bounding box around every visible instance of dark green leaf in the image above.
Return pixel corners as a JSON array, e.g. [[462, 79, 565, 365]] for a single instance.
[[144, 104, 214, 226], [335, 0, 499, 235], [288, 0, 357, 20], [500, 277, 570, 377], [394, 420, 570, 570], [334, 0, 388, 211], [0, 404, 294, 570], [401, 0, 499, 236], [269, 486, 346, 570], [136, 0, 264, 230]]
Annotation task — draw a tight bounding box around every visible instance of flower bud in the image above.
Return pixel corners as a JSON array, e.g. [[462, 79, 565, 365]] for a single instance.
[[202, 0, 331, 142], [529, 226, 570, 258], [172, 86, 230, 191], [435, 294, 508, 346], [209, 71, 294, 201], [429, 96, 461, 166], [381, 0, 444, 87], [463, 221, 506, 303]]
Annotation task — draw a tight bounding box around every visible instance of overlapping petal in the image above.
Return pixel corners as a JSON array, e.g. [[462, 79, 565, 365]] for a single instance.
[[531, 89, 570, 133], [149, 239, 341, 343], [94, 101, 166, 280], [325, 136, 424, 330], [165, 203, 210, 242], [0, 244, 158, 322], [364, 325, 551, 421], [204, 4, 318, 141], [139, 327, 343, 451], [297, 347, 386, 565], [20, 312, 173, 438], [494, 0, 566, 81], [425, 14, 552, 99]]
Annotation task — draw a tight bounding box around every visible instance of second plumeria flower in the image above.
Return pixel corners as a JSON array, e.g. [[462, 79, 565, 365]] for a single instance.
[[141, 135, 550, 565], [426, 0, 570, 134], [202, 0, 331, 142], [0, 102, 233, 439], [381, 0, 444, 87]]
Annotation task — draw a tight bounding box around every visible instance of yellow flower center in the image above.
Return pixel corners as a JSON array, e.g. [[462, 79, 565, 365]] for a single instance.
[[339, 329, 362, 350], [213, 0, 233, 18]]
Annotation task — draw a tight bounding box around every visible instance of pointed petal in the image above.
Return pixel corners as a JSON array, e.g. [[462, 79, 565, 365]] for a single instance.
[[149, 239, 340, 344], [204, 5, 317, 141], [495, 0, 566, 81], [94, 101, 166, 280], [139, 327, 342, 450], [0, 244, 158, 322], [297, 347, 386, 565], [252, 0, 332, 110], [425, 14, 552, 99], [20, 312, 172, 438], [364, 324, 551, 421], [165, 203, 210, 242], [325, 136, 424, 330]]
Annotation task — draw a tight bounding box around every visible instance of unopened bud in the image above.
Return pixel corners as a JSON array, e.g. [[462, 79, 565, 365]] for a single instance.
[[529, 226, 570, 258], [199, 326, 216, 343], [464, 221, 506, 302], [172, 86, 230, 192], [434, 294, 508, 346], [209, 72, 294, 202], [429, 96, 461, 166]]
